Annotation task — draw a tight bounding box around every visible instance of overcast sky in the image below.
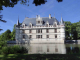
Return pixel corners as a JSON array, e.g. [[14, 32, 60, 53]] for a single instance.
[[0, 0, 80, 34]]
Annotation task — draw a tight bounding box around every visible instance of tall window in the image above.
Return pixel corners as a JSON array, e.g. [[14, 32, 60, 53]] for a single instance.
[[46, 35, 49, 38], [29, 25, 31, 27], [55, 35, 57, 38], [41, 29, 42, 33], [46, 29, 49, 33], [55, 29, 57, 33], [36, 35, 42, 38], [38, 21, 40, 23], [54, 24, 56, 27], [38, 29, 40, 33], [29, 35, 32, 39], [29, 30, 32, 33], [46, 24, 48, 27], [23, 35, 25, 39], [22, 30, 25, 33]]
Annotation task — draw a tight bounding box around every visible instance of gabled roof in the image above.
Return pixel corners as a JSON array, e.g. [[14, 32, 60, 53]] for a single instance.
[[22, 17, 59, 26]]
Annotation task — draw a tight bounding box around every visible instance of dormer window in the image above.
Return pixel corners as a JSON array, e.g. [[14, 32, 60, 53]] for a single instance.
[[23, 25, 24, 28], [46, 24, 48, 27], [46, 21, 49, 27], [29, 23, 32, 28], [38, 21, 40, 23]]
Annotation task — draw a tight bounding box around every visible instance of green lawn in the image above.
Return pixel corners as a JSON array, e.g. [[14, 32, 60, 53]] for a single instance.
[[0, 54, 80, 60]]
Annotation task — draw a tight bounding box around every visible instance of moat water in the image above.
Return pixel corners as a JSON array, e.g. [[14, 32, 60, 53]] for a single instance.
[[7, 44, 80, 54]]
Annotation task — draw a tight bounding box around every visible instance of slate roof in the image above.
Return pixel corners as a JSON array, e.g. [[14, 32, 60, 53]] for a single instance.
[[22, 17, 60, 26]]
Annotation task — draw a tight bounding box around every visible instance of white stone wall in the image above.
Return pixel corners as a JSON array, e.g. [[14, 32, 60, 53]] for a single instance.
[[15, 25, 65, 43]]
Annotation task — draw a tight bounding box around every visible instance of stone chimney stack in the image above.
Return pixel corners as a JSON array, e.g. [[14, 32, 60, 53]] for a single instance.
[[49, 14, 51, 19]]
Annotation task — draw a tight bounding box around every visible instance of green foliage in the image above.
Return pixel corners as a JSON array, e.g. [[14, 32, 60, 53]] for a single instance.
[[1, 45, 28, 54]]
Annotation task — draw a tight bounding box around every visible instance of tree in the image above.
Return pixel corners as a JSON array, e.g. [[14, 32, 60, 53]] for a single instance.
[[10, 24, 16, 40], [64, 21, 72, 40]]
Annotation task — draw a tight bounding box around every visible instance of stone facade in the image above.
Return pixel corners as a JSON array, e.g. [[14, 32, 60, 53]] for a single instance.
[[15, 14, 65, 43]]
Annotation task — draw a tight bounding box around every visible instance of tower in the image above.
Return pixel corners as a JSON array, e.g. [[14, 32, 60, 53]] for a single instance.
[[60, 17, 65, 43]]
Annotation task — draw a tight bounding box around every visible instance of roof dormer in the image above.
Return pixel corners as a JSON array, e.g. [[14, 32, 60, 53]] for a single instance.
[[46, 21, 49, 27], [36, 15, 43, 25], [29, 23, 32, 28]]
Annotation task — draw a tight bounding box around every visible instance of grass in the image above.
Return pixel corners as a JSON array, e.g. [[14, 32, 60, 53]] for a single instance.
[[0, 54, 80, 60]]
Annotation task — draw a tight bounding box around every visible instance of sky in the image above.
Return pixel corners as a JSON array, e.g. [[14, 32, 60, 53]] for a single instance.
[[0, 0, 80, 34]]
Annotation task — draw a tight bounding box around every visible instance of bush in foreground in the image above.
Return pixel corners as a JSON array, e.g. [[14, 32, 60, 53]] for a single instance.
[[1, 45, 28, 54]]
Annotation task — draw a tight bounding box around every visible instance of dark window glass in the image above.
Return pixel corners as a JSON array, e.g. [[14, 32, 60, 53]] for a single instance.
[[29, 35, 32, 39], [23, 35, 25, 38], [55, 29, 57, 33], [29, 30, 32, 33], [38, 29, 40, 33], [22, 30, 25, 33], [38, 21, 40, 23], [46, 29, 49, 33], [47, 35, 49, 38], [55, 35, 57, 38], [41, 29, 42, 33], [46, 24, 48, 27]]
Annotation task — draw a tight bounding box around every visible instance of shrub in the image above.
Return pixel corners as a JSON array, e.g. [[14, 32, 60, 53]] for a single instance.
[[1, 45, 28, 54]]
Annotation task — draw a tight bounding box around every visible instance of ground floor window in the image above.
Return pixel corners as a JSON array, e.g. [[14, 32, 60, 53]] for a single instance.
[[36, 35, 42, 38], [46, 35, 49, 38], [55, 35, 57, 38], [29, 35, 32, 39]]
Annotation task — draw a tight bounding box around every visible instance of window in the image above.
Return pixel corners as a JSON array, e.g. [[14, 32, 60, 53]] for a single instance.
[[41, 29, 42, 33], [55, 35, 57, 38], [55, 29, 57, 33], [46, 24, 48, 27], [54, 24, 56, 27], [23, 25, 24, 28], [47, 35, 49, 38], [38, 29, 40, 33], [29, 25, 31, 27], [55, 48, 58, 52], [41, 35, 42, 38], [29, 35, 32, 39], [46, 29, 49, 33], [38, 35, 40, 38], [29, 30, 32, 33], [22, 30, 25, 33], [23, 35, 25, 39], [38, 21, 40, 23], [36, 35, 42, 38]]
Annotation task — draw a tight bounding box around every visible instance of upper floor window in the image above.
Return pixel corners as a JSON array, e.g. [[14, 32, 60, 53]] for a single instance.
[[55, 35, 57, 38], [23, 35, 25, 39], [29, 30, 32, 33], [46, 29, 49, 33], [55, 29, 57, 33]]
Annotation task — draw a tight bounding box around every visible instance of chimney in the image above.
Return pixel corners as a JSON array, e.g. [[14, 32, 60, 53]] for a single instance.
[[49, 14, 51, 19], [36, 15, 38, 18]]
